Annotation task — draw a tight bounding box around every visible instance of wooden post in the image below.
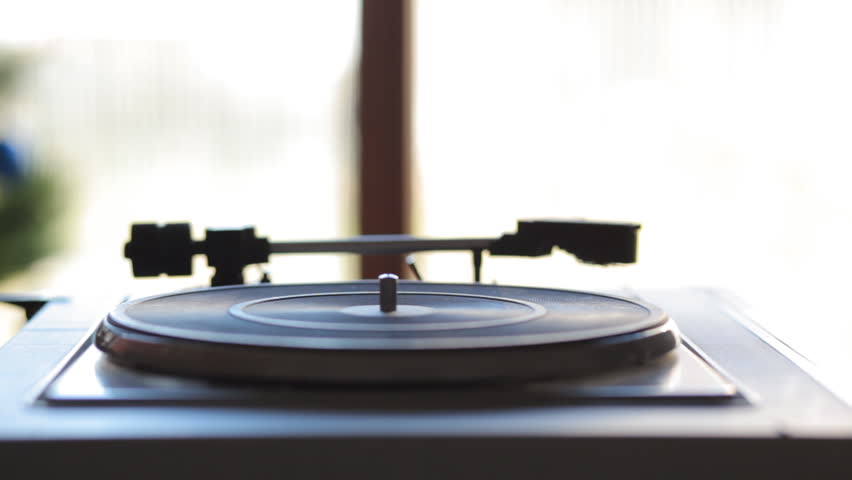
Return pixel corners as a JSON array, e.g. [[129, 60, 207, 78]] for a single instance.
[[358, 0, 412, 279]]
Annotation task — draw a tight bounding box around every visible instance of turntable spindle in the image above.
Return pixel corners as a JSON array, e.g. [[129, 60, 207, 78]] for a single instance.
[[379, 274, 398, 313]]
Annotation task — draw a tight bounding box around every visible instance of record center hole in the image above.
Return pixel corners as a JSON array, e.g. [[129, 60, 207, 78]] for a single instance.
[[340, 304, 435, 318]]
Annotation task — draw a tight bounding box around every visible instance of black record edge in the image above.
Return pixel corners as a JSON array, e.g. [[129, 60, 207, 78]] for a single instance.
[[95, 316, 679, 385]]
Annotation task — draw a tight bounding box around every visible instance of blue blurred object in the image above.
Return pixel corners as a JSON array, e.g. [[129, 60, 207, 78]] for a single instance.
[[0, 139, 23, 181]]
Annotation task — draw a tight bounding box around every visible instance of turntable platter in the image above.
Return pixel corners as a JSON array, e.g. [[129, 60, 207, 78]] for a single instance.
[[95, 281, 678, 384]]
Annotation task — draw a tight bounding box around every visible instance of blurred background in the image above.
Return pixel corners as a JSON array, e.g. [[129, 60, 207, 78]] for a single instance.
[[1, 1, 851, 394]]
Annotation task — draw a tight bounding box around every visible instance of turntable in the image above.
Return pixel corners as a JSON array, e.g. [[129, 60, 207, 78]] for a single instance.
[[1, 219, 851, 479]]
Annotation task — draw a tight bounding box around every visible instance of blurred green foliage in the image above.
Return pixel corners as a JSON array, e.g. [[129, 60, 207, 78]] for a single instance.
[[0, 52, 27, 101], [0, 51, 62, 283], [0, 171, 62, 282]]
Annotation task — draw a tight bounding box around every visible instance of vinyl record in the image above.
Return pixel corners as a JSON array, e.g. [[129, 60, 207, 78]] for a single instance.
[[95, 281, 678, 384]]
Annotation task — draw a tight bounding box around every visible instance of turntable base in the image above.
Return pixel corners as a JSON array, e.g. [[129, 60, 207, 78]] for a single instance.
[[1, 288, 852, 479]]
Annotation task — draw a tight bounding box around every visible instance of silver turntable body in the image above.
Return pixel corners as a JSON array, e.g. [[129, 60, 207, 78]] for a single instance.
[[1, 286, 851, 479]]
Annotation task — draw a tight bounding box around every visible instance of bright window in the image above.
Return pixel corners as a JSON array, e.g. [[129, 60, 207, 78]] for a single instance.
[[415, 1, 852, 381], [0, 1, 360, 296]]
